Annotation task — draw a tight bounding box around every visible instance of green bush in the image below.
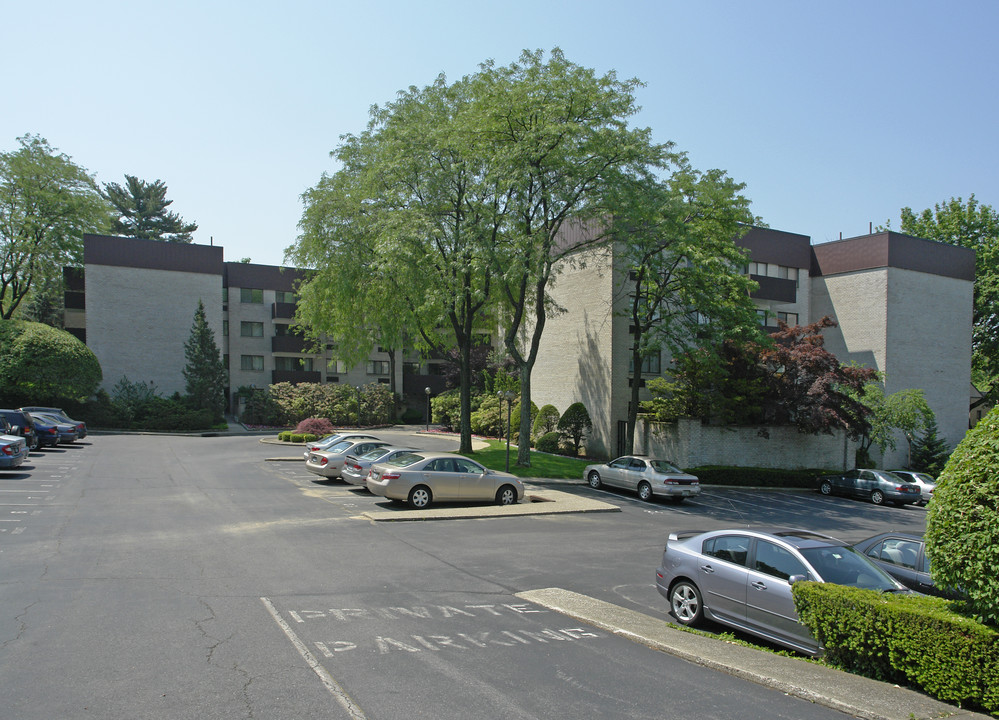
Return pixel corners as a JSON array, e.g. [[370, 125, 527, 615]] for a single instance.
[[471, 394, 505, 437], [533, 404, 560, 440], [536, 431, 562, 454], [0, 320, 102, 405], [687, 466, 820, 488], [557, 401, 592, 456], [793, 582, 999, 713], [926, 406, 999, 625], [431, 389, 462, 431], [278, 431, 292, 442]]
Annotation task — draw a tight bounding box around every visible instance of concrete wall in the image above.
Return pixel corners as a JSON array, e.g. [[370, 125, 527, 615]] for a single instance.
[[85, 264, 223, 396], [636, 417, 856, 470]]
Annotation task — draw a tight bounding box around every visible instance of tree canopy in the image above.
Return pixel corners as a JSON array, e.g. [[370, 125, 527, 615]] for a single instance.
[[1, 134, 111, 319], [889, 195, 999, 397], [0, 319, 102, 405], [103, 174, 198, 242]]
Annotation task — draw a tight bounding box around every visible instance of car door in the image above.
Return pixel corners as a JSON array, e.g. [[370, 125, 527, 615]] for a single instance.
[[833, 468, 859, 494], [856, 470, 878, 499], [422, 458, 461, 501], [453, 457, 492, 500], [745, 540, 817, 652], [626, 457, 649, 492], [603, 457, 631, 489], [696, 534, 751, 624]]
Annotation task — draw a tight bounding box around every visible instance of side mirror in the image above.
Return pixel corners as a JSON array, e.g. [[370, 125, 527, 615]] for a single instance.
[[788, 574, 808, 585]]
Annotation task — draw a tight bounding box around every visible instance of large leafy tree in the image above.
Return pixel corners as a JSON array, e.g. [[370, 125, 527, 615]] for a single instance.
[[611, 167, 760, 453], [182, 300, 226, 421], [856, 383, 933, 466], [471, 48, 669, 466], [1, 135, 111, 319], [102, 174, 198, 242], [0, 319, 102, 405], [889, 195, 999, 397]]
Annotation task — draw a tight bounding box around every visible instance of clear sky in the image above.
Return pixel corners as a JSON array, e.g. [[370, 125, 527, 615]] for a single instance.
[[4, 1, 996, 267]]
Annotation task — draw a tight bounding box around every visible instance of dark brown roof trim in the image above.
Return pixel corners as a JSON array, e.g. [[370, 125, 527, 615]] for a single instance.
[[83, 234, 223, 275], [811, 231, 975, 281]]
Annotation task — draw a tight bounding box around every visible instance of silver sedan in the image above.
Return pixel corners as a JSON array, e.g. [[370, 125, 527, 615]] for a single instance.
[[305, 439, 388, 479], [341, 446, 416, 486], [584, 456, 700, 502], [367, 451, 524, 509]]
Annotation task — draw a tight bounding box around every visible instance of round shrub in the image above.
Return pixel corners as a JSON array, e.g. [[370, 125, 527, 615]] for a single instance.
[[532, 404, 560, 440], [925, 406, 999, 624], [295, 417, 335, 436], [557, 401, 593, 457], [536, 431, 562, 454]]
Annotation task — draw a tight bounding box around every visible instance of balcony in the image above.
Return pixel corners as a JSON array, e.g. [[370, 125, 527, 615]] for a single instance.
[[271, 370, 321, 385], [402, 374, 448, 398], [749, 275, 797, 303], [272, 302, 297, 319], [272, 335, 308, 353]]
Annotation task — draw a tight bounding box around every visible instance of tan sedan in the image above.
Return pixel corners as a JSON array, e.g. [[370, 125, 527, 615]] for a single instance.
[[366, 451, 524, 509]]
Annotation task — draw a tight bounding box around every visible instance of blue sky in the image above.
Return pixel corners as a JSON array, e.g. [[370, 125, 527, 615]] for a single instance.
[[3, 1, 996, 267]]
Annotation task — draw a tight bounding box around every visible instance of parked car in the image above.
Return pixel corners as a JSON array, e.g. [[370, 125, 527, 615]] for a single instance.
[[655, 527, 908, 654], [305, 439, 388, 480], [367, 451, 524, 509], [21, 406, 87, 439], [27, 413, 67, 447], [584, 456, 700, 502], [0, 409, 38, 450], [0, 433, 28, 469], [27, 412, 78, 444], [887, 470, 936, 505], [302, 433, 380, 459], [853, 532, 956, 598], [341, 446, 417, 486], [815, 468, 921, 506]]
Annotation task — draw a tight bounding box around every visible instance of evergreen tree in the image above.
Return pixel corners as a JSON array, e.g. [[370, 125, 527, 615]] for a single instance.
[[182, 300, 226, 420], [909, 416, 950, 475], [103, 174, 198, 242]]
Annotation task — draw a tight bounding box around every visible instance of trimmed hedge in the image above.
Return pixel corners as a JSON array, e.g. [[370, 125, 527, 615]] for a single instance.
[[688, 466, 822, 488], [793, 582, 999, 712], [536, 431, 562, 454], [278, 432, 318, 443]]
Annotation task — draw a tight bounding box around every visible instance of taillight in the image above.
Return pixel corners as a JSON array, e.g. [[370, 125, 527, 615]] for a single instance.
[[382, 473, 400, 480], [2, 446, 13, 456], [320, 457, 328, 467]]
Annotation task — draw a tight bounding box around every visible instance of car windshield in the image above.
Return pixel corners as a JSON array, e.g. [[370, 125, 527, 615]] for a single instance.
[[327, 441, 353, 453], [385, 452, 424, 468], [912, 473, 935, 484], [650, 460, 682, 473], [800, 545, 901, 591], [359, 448, 391, 460]]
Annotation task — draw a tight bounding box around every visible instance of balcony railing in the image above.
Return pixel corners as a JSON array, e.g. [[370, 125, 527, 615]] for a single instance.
[[272, 302, 297, 319], [749, 275, 797, 303], [272, 335, 308, 353]]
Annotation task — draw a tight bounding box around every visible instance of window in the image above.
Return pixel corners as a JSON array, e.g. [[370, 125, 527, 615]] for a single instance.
[[328, 359, 348, 374], [222, 287, 228, 303], [702, 535, 749, 566], [776, 312, 798, 326], [778, 266, 799, 285], [240, 321, 264, 337], [240, 355, 264, 371], [367, 360, 390, 375], [240, 288, 263, 303], [275, 357, 314, 372], [754, 541, 808, 581], [275, 290, 297, 303], [222, 320, 228, 337], [749, 261, 770, 276], [628, 352, 661, 374], [756, 309, 770, 325]]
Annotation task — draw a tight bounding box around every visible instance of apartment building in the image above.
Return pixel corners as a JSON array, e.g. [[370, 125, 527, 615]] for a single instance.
[[529, 227, 974, 466]]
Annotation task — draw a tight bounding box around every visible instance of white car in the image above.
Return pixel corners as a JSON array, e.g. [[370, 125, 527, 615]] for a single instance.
[[367, 451, 524, 509], [341, 446, 417, 486], [306, 438, 388, 479], [887, 470, 936, 505], [301, 432, 380, 459], [584, 456, 700, 502]]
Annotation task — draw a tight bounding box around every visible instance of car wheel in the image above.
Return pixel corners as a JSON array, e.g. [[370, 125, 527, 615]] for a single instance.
[[870, 489, 885, 505], [495, 485, 518, 506], [637, 481, 653, 502], [669, 580, 703, 626], [819, 480, 833, 495], [587, 471, 602, 489], [408, 485, 432, 509]]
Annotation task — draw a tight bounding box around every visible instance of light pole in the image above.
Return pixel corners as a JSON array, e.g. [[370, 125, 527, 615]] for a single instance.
[[424, 386, 432, 432], [498, 390, 515, 472], [355, 385, 362, 428]]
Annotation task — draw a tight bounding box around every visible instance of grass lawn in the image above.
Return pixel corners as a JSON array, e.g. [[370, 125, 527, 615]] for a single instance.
[[468, 438, 593, 479]]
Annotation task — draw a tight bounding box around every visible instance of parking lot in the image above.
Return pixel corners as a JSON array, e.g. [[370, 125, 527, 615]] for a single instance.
[[0, 432, 943, 720]]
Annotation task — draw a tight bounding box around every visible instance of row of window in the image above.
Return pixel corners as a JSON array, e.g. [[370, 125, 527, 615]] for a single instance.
[[756, 309, 799, 326], [747, 262, 800, 285], [222, 288, 298, 304], [237, 356, 391, 374]]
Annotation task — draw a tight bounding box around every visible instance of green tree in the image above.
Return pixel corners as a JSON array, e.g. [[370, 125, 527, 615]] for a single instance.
[[909, 415, 950, 475], [102, 174, 198, 242], [889, 195, 999, 397], [857, 383, 934, 466], [0, 319, 102, 405], [1, 134, 111, 319], [925, 406, 999, 624], [532, 404, 561, 440], [611, 166, 761, 453], [557, 401, 593, 457], [472, 48, 669, 466], [182, 300, 226, 421]]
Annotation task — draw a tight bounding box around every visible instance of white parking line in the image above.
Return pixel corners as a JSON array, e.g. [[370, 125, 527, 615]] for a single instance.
[[260, 597, 368, 720]]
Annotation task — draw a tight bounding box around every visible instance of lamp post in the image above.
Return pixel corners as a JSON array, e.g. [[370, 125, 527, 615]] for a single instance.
[[498, 390, 515, 472], [355, 385, 362, 428], [424, 386, 432, 432]]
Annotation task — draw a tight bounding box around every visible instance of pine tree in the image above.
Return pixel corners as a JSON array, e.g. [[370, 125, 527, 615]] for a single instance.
[[182, 300, 226, 421], [102, 174, 198, 242], [909, 416, 950, 475]]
